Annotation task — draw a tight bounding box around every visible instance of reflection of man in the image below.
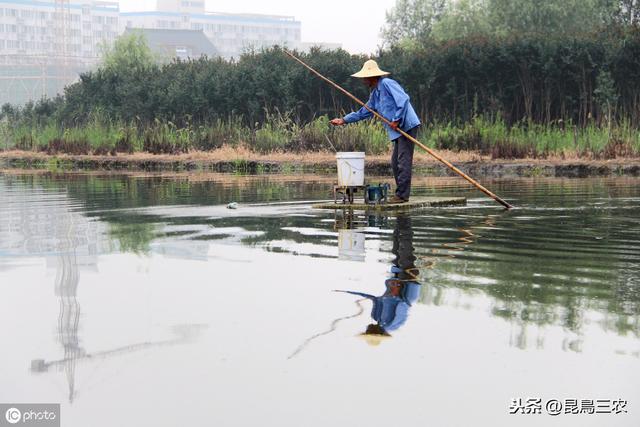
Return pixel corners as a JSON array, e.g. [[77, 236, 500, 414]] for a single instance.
[[337, 215, 420, 345]]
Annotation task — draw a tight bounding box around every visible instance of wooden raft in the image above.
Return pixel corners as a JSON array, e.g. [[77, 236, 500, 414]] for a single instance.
[[312, 197, 467, 211]]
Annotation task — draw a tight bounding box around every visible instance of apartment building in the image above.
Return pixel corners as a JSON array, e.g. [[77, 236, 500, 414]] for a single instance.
[[0, 0, 119, 58], [122, 0, 302, 59], [0, 0, 119, 104], [0, 1, 337, 105]]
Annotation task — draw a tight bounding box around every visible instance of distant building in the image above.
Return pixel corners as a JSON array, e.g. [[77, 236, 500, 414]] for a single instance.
[[157, 0, 205, 15], [124, 28, 218, 60], [121, 7, 302, 59], [0, 0, 120, 59], [0, 0, 339, 105], [0, 0, 120, 105]]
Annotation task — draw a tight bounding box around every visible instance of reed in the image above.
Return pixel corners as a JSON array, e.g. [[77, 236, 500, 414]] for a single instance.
[[2, 112, 638, 159]]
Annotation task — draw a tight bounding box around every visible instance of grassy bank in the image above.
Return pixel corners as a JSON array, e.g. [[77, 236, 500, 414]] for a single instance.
[[2, 148, 639, 178], [2, 113, 639, 160]]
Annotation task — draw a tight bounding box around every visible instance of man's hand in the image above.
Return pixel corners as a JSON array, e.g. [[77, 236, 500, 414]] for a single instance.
[[330, 118, 346, 126], [389, 121, 400, 131]]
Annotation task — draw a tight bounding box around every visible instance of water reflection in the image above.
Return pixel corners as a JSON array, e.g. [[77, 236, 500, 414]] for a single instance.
[[22, 212, 83, 403], [337, 215, 422, 345], [0, 176, 206, 404], [4, 170, 640, 426], [2, 171, 639, 358]]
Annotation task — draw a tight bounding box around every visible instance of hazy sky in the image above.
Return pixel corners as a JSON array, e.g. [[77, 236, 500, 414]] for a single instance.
[[118, 0, 397, 54]]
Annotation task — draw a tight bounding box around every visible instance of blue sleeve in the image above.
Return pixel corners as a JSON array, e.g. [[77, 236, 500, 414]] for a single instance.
[[383, 79, 409, 123], [343, 93, 374, 123]]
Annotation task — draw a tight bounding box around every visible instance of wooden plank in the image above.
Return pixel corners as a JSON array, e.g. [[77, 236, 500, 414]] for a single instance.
[[312, 197, 467, 211]]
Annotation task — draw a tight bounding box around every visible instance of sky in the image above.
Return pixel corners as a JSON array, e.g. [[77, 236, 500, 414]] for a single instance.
[[117, 0, 398, 54]]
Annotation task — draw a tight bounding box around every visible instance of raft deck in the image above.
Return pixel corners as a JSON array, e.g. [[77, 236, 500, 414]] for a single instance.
[[313, 196, 466, 211]]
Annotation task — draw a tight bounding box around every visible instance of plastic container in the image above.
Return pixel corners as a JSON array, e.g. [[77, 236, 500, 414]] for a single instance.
[[336, 152, 365, 187], [338, 229, 365, 262]]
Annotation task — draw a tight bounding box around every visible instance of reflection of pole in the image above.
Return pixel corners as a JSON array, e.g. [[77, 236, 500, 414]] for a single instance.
[[29, 206, 83, 404], [34, 244, 205, 403], [55, 208, 82, 403], [55, 251, 81, 403], [288, 299, 366, 359], [22, 183, 206, 404], [32, 326, 207, 370]]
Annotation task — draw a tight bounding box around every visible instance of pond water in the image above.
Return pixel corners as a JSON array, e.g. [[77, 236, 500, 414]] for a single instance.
[[0, 171, 639, 427]]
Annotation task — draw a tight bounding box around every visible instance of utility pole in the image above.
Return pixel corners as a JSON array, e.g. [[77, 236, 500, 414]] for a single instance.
[[54, 0, 72, 95]]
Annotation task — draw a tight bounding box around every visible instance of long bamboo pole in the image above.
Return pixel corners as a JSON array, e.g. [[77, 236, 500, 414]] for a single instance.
[[284, 49, 513, 210]]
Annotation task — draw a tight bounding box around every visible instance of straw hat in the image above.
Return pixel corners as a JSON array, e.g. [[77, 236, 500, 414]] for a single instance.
[[359, 324, 391, 346], [351, 59, 390, 78], [360, 334, 391, 346]]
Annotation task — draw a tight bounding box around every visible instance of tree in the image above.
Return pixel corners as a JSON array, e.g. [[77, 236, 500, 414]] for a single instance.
[[432, 0, 492, 40], [595, 69, 618, 129], [100, 32, 157, 75], [611, 0, 640, 25], [381, 0, 447, 46], [487, 0, 614, 36], [382, 0, 632, 45], [57, 33, 161, 123]]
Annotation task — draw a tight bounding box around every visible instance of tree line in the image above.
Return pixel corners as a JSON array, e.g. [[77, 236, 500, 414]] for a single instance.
[[1, 0, 640, 131], [378, 28, 640, 126], [383, 0, 640, 44]]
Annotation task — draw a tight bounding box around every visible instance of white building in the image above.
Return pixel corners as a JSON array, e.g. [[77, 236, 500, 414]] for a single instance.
[[0, 0, 340, 105], [121, 2, 302, 59], [0, 0, 120, 58], [0, 0, 119, 104]]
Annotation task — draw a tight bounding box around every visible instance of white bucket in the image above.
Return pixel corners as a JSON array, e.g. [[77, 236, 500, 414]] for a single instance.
[[338, 229, 365, 262], [336, 152, 365, 187]]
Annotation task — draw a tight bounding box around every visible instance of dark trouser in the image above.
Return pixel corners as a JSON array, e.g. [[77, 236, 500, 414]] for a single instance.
[[391, 126, 418, 200], [393, 214, 417, 278]]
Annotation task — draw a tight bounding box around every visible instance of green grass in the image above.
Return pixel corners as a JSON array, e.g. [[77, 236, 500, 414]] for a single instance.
[[193, 116, 246, 151], [421, 116, 640, 159], [2, 112, 639, 159]]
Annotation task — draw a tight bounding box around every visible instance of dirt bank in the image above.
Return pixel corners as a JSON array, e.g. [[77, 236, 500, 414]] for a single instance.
[[1, 148, 639, 177]]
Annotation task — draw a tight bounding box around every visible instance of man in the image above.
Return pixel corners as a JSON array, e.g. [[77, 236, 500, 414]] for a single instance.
[[330, 59, 421, 204], [335, 215, 421, 346]]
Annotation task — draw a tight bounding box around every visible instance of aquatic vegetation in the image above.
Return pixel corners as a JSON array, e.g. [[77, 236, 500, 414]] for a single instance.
[[1, 110, 638, 159], [1, 33, 640, 160], [421, 116, 640, 159]]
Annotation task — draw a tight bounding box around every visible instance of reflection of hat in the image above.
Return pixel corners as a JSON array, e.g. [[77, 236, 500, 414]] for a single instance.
[[351, 60, 390, 78], [359, 324, 391, 346]]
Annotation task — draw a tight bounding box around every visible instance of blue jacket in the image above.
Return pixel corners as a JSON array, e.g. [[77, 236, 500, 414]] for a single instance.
[[343, 77, 421, 141], [338, 281, 421, 332]]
